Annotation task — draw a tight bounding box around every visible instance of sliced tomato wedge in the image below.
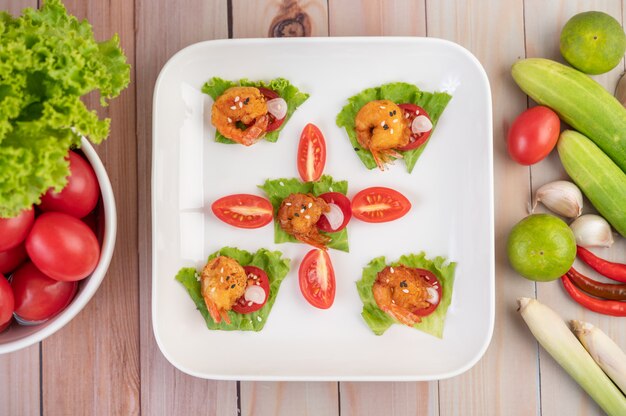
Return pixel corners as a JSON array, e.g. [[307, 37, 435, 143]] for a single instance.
[[212, 194, 273, 229], [232, 266, 270, 314], [411, 268, 442, 317], [397, 104, 432, 151], [351, 187, 411, 223], [258, 87, 285, 132], [299, 249, 335, 309], [297, 123, 326, 182], [316, 192, 351, 233]]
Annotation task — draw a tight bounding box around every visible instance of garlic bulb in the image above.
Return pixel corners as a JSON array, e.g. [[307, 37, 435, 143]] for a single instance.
[[533, 180, 583, 218], [570, 214, 614, 248]]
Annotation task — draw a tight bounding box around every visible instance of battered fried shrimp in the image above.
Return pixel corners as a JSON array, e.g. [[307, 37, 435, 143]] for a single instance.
[[201, 256, 247, 324], [277, 193, 331, 249], [372, 266, 433, 326], [211, 86, 269, 146], [355, 100, 411, 170]]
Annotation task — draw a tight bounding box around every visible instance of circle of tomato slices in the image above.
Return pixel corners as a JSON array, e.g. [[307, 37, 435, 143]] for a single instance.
[[258, 87, 285, 132], [411, 268, 442, 317], [299, 249, 335, 309], [397, 104, 432, 151], [232, 266, 270, 314], [212, 194, 273, 229], [351, 187, 411, 223], [297, 123, 326, 182], [316, 192, 351, 233]]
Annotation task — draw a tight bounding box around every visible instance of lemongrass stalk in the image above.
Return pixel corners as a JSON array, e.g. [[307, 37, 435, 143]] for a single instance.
[[572, 320, 626, 395], [518, 298, 626, 416]]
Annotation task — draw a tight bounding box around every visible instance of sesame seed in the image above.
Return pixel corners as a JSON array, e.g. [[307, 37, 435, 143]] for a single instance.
[[329, 187, 333, 192], [405, 113, 410, 118], [308, 202, 312, 208], [257, 316, 262, 322], [391, 300, 396, 304], [389, 111, 393, 116], [390, 128, 394, 134], [386, 279, 390, 283], [230, 106, 236, 110], [285, 202, 292, 206], [252, 275, 258, 280], [379, 106, 386, 109], [390, 267, 395, 273], [248, 301, 253, 306], [300, 208, 305, 213], [380, 121, 385, 127], [304, 215, 310, 219], [255, 281, 260, 285], [279, 181, 284, 186], [220, 277, 224, 283], [230, 284, 236, 289], [234, 96, 240, 102], [227, 117, 232, 123], [244, 97, 250, 104], [402, 289, 409, 294], [220, 267, 224, 273], [294, 213, 300, 217], [393, 119, 398, 123], [211, 287, 216, 293], [238, 102, 243, 108]]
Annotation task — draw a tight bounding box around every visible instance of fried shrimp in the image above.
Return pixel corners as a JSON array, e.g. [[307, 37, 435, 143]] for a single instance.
[[201, 256, 247, 324], [277, 193, 331, 249], [211, 86, 269, 146], [372, 266, 435, 326], [355, 100, 411, 170]]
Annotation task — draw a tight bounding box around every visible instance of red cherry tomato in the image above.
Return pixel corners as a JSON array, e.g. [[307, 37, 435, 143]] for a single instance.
[[258, 87, 285, 132], [397, 104, 432, 151], [25, 212, 100, 282], [39, 151, 100, 218], [351, 187, 411, 223], [212, 194, 273, 229], [316, 192, 352, 233], [507, 106, 560, 165], [11, 262, 77, 322], [297, 123, 326, 182], [0, 208, 35, 252], [0, 243, 28, 275], [232, 266, 270, 314], [299, 249, 336, 309], [0, 274, 14, 327], [411, 268, 442, 317]]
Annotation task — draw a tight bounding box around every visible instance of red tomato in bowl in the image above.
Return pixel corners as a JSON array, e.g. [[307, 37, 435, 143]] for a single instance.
[[299, 249, 335, 309], [39, 151, 100, 218], [0, 243, 28, 275], [507, 106, 560, 165], [0, 208, 35, 252], [351, 187, 411, 223], [232, 266, 270, 314], [316, 192, 352, 233], [11, 262, 77, 323], [297, 123, 326, 182], [212, 194, 273, 229], [26, 212, 100, 282], [0, 274, 14, 327]]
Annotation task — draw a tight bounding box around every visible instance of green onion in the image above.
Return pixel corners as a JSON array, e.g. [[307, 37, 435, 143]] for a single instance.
[[518, 298, 626, 415], [572, 320, 626, 395]]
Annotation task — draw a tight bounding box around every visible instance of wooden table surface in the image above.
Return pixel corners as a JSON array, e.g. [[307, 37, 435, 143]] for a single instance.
[[2, 0, 625, 415]]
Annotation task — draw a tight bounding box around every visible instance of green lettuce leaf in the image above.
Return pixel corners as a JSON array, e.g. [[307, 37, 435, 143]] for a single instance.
[[0, 0, 130, 217], [356, 252, 456, 338], [335, 82, 452, 173], [258, 175, 349, 252], [201, 77, 309, 144], [175, 247, 290, 331]]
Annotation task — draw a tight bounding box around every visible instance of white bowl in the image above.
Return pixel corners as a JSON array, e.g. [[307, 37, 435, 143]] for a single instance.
[[0, 138, 117, 354]]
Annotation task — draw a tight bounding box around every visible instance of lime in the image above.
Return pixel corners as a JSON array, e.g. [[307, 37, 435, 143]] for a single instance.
[[507, 214, 576, 282], [560, 11, 626, 75]]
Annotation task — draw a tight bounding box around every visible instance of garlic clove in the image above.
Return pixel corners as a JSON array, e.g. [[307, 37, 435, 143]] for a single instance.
[[570, 214, 614, 248], [534, 180, 583, 218]]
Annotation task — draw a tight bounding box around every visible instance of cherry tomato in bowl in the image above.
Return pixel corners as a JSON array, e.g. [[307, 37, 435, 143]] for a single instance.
[[411, 268, 442, 317], [351, 187, 411, 223], [397, 104, 432, 151], [211, 194, 273, 229], [0, 208, 35, 252], [232, 266, 270, 314], [0, 275, 14, 327], [507, 106, 560, 165], [297, 123, 326, 182], [316, 192, 352, 233], [258, 87, 285, 132], [299, 249, 336, 309], [0, 243, 28, 275]]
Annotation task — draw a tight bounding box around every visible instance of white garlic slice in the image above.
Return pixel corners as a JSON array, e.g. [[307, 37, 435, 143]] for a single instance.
[[533, 180, 583, 218], [570, 214, 614, 248]]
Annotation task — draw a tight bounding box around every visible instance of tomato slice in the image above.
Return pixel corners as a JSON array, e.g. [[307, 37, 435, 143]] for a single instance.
[[351, 187, 411, 223], [297, 123, 326, 182], [232, 266, 270, 314], [299, 249, 335, 309], [316, 192, 352, 233], [212, 194, 273, 229], [397, 104, 432, 151], [258, 87, 285, 132], [411, 268, 442, 317]]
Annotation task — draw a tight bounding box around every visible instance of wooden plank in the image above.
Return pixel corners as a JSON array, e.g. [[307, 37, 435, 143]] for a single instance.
[[524, 2, 626, 415], [241, 382, 339, 415], [427, 1, 540, 415], [232, 0, 329, 37], [341, 382, 438, 416], [135, 0, 239, 415], [38, 0, 139, 414], [329, 0, 426, 36]]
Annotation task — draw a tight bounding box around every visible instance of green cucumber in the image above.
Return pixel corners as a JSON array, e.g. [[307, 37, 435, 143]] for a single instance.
[[558, 130, 626, 237], [512, 58, 626, 173]]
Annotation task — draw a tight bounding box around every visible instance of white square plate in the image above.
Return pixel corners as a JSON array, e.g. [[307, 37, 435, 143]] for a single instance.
[[152, 37, 494, 381]]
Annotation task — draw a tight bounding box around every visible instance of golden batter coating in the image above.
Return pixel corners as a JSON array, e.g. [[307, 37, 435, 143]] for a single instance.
[[211, 86, 269, 146], [201, 256, 247, 324], [277, 193, 330, 249]]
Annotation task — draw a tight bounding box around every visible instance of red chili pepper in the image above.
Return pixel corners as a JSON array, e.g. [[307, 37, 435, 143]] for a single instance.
[[561, 275, 626, 317], [567, 267, 626, 301], [577, 246, 626, 283]]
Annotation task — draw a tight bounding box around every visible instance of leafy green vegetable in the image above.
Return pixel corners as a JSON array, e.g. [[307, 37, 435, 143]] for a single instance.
[[0, 0, 130, 217], [356, 252, 456, 338], [258, 175, 349, 252], [201, 77, 309, 144], [336, 82, 452, 173], [175, 247, 290, 331]]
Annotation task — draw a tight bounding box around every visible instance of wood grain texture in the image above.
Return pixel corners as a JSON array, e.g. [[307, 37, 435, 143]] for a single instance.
[[241, 382, 339, 416], [135, 0, 238, 415], [341, 382, 438, 416], [428, 1, 540, 415], [524, 2, 626, 415], [232, 0, 329, 37], [329, 0, 426, 36], [39, 0, 140, 414]]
